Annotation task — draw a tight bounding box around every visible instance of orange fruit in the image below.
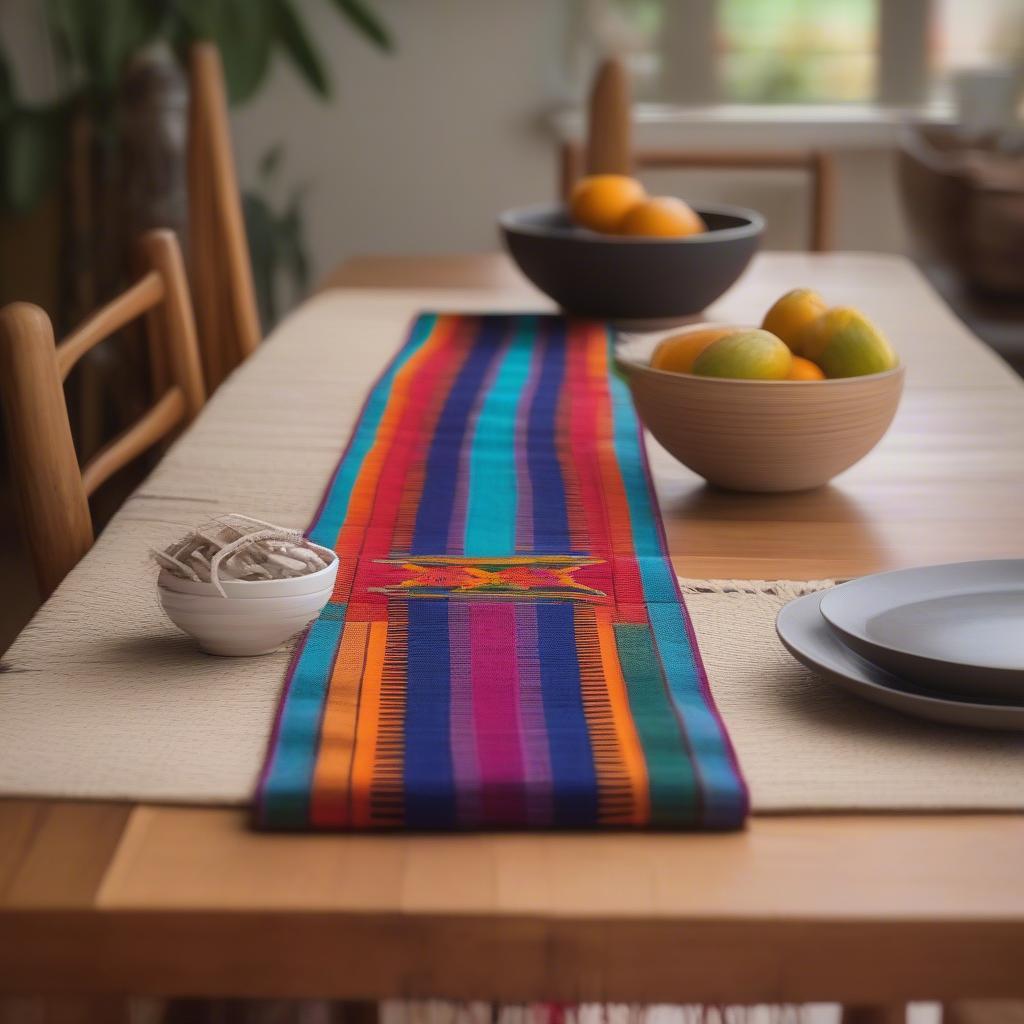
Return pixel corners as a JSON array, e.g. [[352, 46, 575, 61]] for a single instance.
[[569, 175, 646, 233], [617, 196, 706, 237], [786, 355, 826, 381], [651, 326, 738, 374], [762, 288, 828, 350]]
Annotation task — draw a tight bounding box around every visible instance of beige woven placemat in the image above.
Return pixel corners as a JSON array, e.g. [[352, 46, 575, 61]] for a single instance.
[[1, 572, 1020, 811], [681, 579, 1023, 813], [0, 283, 1020, 813]]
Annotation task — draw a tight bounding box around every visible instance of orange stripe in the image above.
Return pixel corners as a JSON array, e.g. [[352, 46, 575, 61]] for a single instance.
[[586, 324, 646, 622], [309, 620, 370, 827], [594, 607, 650, 826], [331, 315, 457, 601], [348, 620, 389, 828]]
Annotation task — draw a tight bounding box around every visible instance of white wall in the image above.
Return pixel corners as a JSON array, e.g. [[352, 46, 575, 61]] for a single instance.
[[230, 0, 910, 288], [230, 0, 568, 284]]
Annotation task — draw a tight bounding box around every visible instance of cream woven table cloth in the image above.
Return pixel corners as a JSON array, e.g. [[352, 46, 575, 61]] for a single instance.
[[1, 269, 1021, 812]]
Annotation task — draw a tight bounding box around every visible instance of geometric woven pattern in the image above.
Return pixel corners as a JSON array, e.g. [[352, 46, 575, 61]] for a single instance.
[[256, 314, 747, 829]]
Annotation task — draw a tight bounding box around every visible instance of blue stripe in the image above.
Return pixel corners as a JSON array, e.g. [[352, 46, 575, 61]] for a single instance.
[[403, 599, 457, 827], [308, 313, 437, 548], [527, 321, 570, 554], [464, 316, 536, 557], [537, 601, 598, 827], [607, 349, 746, 828], [259, 608, 346, 827], [411, 317, 506, 554]]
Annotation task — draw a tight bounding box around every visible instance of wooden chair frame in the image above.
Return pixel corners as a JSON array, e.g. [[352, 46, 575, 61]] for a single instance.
[[0, 229, 205, 598], [187, 42, 262, 394], [559, 139, 836, 252]]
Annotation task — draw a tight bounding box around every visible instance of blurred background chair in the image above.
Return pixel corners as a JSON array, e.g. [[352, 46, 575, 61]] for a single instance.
[[0, 229, 204, 598], [561, 59, 836, 253]]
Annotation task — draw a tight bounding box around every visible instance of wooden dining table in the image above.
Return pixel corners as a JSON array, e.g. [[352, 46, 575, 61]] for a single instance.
[[1, 251, 1022, 1013]]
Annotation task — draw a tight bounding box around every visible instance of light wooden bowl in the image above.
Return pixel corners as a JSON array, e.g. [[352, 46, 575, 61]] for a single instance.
[[618, 337, 904, 493]]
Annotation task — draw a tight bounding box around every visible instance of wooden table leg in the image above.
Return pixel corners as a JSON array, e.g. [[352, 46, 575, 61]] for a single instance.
[[842, 1007, 905, 1024]]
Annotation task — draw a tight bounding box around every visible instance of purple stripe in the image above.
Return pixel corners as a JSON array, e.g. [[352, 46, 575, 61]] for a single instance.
[[513, 602, 553, 826], [448, 600, 481, 825], [470, 601, 526, 825]]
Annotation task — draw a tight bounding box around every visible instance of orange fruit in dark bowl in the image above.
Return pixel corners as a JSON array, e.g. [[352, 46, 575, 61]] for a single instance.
[[569, 175, 646, 233], [618, 197, 706, 238]]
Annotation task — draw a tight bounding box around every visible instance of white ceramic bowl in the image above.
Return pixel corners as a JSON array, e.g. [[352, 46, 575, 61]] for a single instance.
[[157, 553, 339, 657]]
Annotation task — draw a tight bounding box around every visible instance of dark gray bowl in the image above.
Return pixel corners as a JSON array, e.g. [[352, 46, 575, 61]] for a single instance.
[[499, 202, 764, 323]]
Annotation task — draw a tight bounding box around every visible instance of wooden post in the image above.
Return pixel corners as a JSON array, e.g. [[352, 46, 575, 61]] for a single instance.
[[585, 57, 633, 176]]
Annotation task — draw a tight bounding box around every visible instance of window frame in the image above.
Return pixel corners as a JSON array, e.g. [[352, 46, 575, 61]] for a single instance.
[[656, 0, 932, 108]]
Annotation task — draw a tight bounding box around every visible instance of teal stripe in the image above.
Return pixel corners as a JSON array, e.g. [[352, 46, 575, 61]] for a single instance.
[[258, 605, 346, 827], [607, 342, 747, 828], [614, 623, 699, 826], [308, 313, 437, 548], [463, 315, 537, 556]]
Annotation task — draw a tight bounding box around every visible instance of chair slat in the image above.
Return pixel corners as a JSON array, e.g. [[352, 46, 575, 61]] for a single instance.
[[56, 272, 165, 381], [80, 387, 186, 497]]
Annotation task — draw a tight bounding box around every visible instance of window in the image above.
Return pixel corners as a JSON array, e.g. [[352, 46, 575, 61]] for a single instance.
[[570, 0, 1024, 109], [718, 0, 877, 104]]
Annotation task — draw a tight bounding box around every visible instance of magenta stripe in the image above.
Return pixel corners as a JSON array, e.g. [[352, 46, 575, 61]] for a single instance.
[[513, 340, 544, 552], [448, 600, 481, 825], [513, 602, 553, 825], [470, 601, 526, 824]]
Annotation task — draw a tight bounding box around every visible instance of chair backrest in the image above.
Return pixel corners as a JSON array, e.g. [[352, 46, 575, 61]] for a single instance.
[[561, 58, 836, 252], [187, 42, 262, 393], [0, 229, 205, 598]]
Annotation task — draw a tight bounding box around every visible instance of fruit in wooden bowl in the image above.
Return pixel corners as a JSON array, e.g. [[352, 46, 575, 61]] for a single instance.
[[619, 293, 905, 492]]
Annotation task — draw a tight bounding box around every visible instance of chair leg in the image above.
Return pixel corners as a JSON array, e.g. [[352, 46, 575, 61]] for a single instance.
[[332, 1005, 380, 1024], [842, 1006, 906, 1024]]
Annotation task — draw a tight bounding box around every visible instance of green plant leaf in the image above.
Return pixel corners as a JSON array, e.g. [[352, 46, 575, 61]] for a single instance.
[[327, 0, 394, 52], [0, 107, 63, 215], [242, 190, 279, 328], [47, 0, 163, 97], [274, 0, 331, 98], [177, 0, 275, 105]]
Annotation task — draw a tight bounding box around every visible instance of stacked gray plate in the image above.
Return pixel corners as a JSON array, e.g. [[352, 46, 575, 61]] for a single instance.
[[776, 560, 1024, 731]]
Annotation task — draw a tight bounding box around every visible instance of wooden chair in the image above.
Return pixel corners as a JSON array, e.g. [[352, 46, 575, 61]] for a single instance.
[[0, 229, 205, 599], [187, 42, 262, 393], [563, 58, 836, 252]]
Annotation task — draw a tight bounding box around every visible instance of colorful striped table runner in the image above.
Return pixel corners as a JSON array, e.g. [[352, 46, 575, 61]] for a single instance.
[[256, 314, 747, 830]]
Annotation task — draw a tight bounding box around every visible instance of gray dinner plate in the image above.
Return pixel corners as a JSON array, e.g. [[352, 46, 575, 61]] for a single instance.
[[818, 560, 1024, 703], [776, 589, 1024, 731]]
